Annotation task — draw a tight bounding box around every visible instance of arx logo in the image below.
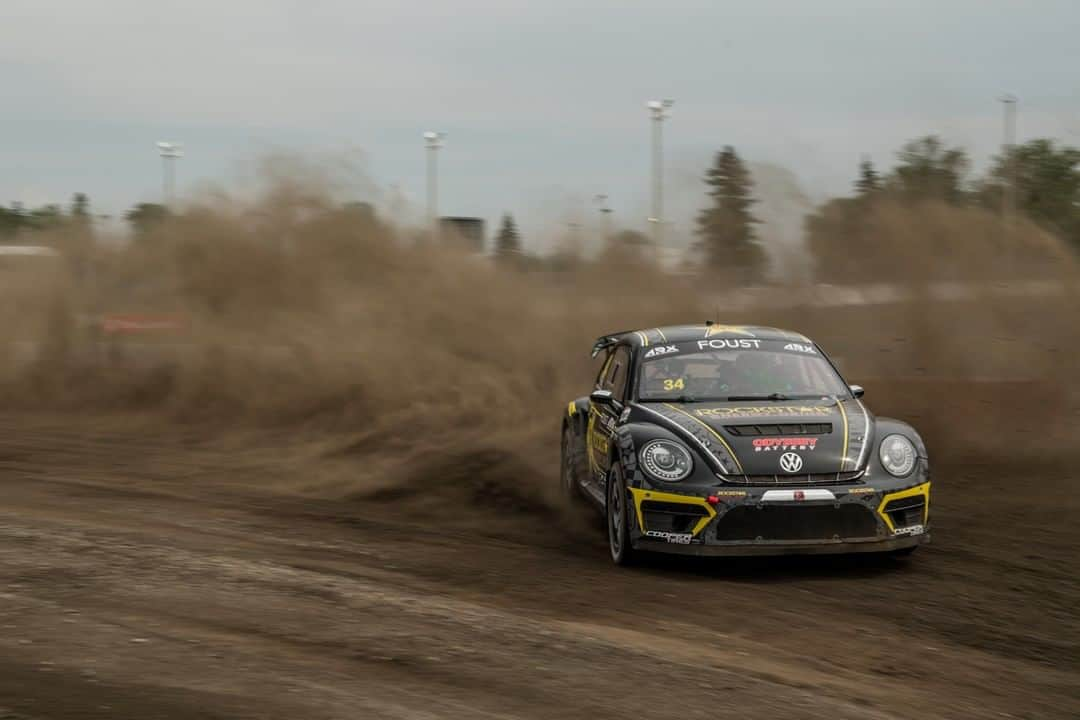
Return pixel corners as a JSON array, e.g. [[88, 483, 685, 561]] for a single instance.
[[783, 342, 815, 354], [644, 345, 678, 359]]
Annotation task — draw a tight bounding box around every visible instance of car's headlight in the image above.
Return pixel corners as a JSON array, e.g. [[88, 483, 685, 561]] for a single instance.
[[879, 434, 917, 477], [640, 440, 693, 482]]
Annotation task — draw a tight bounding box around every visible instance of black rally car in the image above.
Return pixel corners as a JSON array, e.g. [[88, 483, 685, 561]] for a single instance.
[[561, 324, 930, 565]]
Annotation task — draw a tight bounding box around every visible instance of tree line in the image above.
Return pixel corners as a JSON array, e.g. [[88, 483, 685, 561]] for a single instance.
[[805, 136, 1080, 281], [0, 193, 92, 236], [495, 134, 1080, 279], [5, 133, 1078, 283]]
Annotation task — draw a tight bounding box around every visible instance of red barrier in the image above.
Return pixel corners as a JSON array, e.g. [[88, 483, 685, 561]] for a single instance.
[[100, 314, 190, 335]]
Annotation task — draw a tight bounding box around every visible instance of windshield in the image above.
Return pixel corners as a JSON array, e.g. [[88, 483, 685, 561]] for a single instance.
[[637, 339, 849, 401]]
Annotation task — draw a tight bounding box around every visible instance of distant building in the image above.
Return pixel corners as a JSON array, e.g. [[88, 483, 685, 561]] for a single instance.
[[439, 217, 485, 253]]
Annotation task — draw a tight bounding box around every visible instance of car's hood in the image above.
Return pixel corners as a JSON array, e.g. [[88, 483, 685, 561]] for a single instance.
[[640, 398, 871, 477]]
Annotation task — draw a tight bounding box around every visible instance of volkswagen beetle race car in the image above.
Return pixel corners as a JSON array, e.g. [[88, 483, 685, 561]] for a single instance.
[[561, 324, 930, 565]]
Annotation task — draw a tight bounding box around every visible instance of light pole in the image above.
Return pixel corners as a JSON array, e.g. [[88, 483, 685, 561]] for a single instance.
[[593, 193, 613, 244], [156, 141, 183, 207], [647, 100, 673, 245], [424, 131, 445, 235], [999, 95, 1018, 223]]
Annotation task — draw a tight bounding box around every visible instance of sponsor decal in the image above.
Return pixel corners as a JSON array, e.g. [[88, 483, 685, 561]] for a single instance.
[[847, 487, 875, 495], [783, 342, 816, 354], [643, 344, 679, 359], [752, 437, 818, 452], [590, 407, 615, 433], [793, 490, 805, 501], [779, 452, 803, 473], [697, 338, 762, 351], [644, 530, 693, 545], [585, 409, 613, 468], [694, 406, 833, 418], [893, 524, 925, 537], [707, 490, 747, 504]]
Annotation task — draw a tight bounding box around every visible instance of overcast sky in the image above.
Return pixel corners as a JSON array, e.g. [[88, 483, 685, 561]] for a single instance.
[[2, 0, 1078, 247]]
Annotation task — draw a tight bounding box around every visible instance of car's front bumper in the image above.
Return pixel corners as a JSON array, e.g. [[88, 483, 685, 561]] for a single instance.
[[634, 533, 928, 556], [627, 481, 931, 557]]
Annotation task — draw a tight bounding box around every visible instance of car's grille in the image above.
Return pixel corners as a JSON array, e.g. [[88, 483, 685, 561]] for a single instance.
[[714, 505, 878, 542], [641, 500, 708, 534], [883, 496, 926, 528], [722, 470, 864, 486], [724, 423, 832, 437]]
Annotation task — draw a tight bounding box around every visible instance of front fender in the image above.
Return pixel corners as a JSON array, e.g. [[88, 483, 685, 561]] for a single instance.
[[874, 417, 929, 461], [564, 396, 590, 437], [617, 423, 720, 490]]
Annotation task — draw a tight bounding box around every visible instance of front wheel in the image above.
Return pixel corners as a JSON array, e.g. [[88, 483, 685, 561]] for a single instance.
[[606, 461, 638, 566]]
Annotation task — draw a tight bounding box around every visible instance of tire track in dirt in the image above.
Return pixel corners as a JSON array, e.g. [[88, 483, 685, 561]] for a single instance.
[[0, 416, 1077, 719]]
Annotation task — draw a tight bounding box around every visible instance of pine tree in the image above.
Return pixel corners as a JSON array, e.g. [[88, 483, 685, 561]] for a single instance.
[[854, 159, 881, 197], [494, 213, 521, 264], [695, 146, 767, 277]]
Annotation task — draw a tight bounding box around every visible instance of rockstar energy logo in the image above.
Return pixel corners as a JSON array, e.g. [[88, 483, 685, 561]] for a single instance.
[[693, 406, 833, 418]]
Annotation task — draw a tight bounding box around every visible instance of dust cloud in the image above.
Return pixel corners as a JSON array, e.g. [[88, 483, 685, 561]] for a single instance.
[[1, 169, 1077, 526]]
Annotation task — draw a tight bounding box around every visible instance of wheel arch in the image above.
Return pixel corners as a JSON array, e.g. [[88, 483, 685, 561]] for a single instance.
[[875, 416, 929, 460], [565, 397, 590, 436]]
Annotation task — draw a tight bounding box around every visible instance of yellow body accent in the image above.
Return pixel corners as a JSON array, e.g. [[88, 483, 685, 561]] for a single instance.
[[599, 352, 614, 378], [654, 327, 668, 342], [704, 324, 756, 338], [585, 408, 599, 472], [629, 488, 716, 537], [836, 400, 850, 471], [877, 482, 931, 532], [662, 403, 745, 474], [568, 401, 576, 417], [635, 330, 650, 347], [586, 352, 615, 472]]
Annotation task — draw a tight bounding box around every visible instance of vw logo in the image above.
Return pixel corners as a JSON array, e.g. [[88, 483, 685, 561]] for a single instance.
[[779, 452, 803, 473]]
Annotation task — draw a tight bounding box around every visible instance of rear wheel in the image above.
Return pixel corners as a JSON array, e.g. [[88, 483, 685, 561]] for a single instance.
[[606, 461, 638, 566], [561, 425, 584, 500]]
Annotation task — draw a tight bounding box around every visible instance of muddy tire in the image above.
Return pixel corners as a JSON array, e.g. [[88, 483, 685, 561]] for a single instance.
[[606, 461, 638, 566], [561, 425, 585, 500]]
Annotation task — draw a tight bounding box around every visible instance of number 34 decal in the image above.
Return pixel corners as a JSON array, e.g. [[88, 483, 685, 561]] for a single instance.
[[663, 378, 685, 391]]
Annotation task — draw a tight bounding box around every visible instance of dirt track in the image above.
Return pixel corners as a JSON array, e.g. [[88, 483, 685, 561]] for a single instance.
[[0, 413, 1075, 719]]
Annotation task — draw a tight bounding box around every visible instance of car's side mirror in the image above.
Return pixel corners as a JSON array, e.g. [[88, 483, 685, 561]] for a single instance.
[[590, 389, 617, 406], [849, 384, 865, 398]]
